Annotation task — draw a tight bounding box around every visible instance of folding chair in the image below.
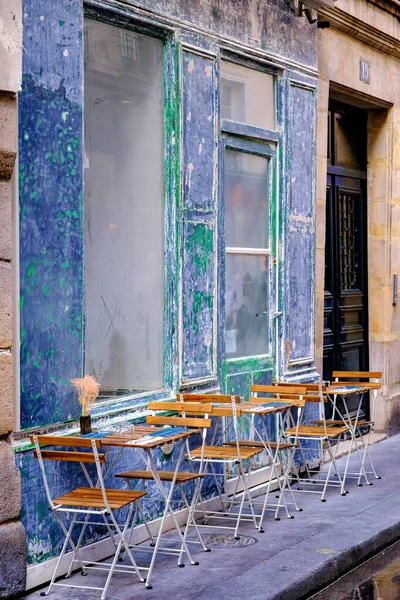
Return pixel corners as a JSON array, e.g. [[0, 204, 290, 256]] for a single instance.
[[31, 434, 146, 600], [240, 384, 308, 529], [330, 371, 382, 486], [116, 402, 212, 588], [178, 393, 264, 540], [282, 383, 349, 501]]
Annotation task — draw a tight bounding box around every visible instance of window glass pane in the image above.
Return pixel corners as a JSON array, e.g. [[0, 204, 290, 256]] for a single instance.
[[84, 19, 164, 394], [225, 150, 269, 248], [225, 255, 269, 357], [221, 61, 275, 130]]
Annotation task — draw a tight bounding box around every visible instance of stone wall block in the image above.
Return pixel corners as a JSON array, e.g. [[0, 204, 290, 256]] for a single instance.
[[0, 182, 11, 261], [0, 353, 13, 436], [0, 520, 26, 599], [0, 0, 22, 95], [0, 263, 12, 348], [0, 96, 17, 180], [0, 442, 21, 522]]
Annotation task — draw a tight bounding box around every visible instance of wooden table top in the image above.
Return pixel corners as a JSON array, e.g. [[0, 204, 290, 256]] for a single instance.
[[326, 384, 379, 396], [100, 425, 199, 449], [209, 402, 295, 416]]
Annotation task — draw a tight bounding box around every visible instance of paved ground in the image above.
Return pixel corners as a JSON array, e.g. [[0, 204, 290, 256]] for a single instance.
[[24, 435, 400, 600]]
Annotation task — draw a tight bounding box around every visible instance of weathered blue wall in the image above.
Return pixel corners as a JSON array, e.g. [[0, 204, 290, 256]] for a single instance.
[[181, 51, 218, 384], [17, 0, 318, 571], [286, 79, 316, 370], [122, 0, 317, 69], [19, 1, 84, 429]]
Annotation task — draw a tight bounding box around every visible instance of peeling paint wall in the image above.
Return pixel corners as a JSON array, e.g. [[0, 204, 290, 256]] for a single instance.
[[16, 0, 318, 575], [19, 0, 83, 430], [181, 51, 218, 384], [286, 80, 316, 369]]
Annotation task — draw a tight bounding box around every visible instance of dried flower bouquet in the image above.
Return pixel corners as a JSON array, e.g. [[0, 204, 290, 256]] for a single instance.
[[71, 375, 100, 417]]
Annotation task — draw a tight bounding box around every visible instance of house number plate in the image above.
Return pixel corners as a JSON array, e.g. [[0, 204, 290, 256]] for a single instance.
[[360, 59, 370, 84]]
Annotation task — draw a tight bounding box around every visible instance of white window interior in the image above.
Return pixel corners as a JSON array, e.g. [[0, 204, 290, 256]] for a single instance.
[[225, 150, 270, 358], [84, 18, 164, 395], [220, 61, 275, 131]]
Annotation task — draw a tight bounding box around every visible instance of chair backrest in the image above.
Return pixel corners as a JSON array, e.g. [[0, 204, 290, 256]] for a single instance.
[[31, 434, 106, 510], [332, 371, 381, 388], [250, 384, 307, 406], [175, 393, 244, 460], [272, 381, 328, 404], [331, 371, 382, 421], [147, 400, 213, 429], [30, 434, 105, 463]]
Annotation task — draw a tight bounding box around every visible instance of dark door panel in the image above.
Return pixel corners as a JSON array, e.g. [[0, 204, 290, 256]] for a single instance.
[[323, 102, 369, 417]]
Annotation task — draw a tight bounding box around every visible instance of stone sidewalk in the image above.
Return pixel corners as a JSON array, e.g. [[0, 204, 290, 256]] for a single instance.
[[23, 434, 400, 600]]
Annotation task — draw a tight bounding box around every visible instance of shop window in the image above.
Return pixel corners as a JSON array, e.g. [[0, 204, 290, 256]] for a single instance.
[[84, 18, 165, 395]]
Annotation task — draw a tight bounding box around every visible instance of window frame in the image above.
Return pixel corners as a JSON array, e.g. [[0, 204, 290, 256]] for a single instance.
[[82, 10, 179, 411], [220, 59, 279, 363]]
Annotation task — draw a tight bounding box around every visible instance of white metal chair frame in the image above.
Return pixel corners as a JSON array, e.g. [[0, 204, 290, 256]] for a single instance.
[[284, 383, 348, 502], [31, 435, 146, 600], [245, 387, 306, 529], [111, 417, 211, 590], [181, 394, 262, 541], [329, 371, 382, 488]]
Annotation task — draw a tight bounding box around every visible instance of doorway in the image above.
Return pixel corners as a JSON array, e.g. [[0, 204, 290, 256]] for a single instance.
[[323, 102, 369, 406]]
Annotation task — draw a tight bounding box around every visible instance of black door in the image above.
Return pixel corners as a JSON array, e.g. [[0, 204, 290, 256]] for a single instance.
[[323, 103, 369, 408]]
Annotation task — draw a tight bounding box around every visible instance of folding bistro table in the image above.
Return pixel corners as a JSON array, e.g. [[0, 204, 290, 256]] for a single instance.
[[326, 375, 381, 490], [220, 399, 304, 530], [101, 425, 205, 589]]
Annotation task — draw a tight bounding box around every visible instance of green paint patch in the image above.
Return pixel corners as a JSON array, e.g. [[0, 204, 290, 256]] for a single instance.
[[20, 295, 25, 309], [59, 20, 65, 25], [27, 266, 35, 278]]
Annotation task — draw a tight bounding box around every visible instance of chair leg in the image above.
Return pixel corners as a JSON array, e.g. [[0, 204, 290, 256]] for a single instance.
[[357, 426, 379, 484], [178, 484, 209, 552], [43, 513, 84, 596], [233, 462, 257, 539], [325, 440, 345, 499], [102, 503, 144, 600], [178, 477, 210, 565], [65, 513, 91, 578]]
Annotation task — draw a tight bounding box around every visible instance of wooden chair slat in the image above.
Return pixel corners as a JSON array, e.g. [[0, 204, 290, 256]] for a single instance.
[[285, 426, 348, 438], [332, 371, 381, 379], [176, 393, 240, 404], [33, 450, 105, 464], [189, 445, 262, 459], [251, 384, 307, 395], [248, 395, 306, 407], [54, 488, 146, 510], [30, 435, 102, 449], [116, 470, 204, 482], [146, 415, 211, 428], [274, 382, 327, 392], [148, 401, 213, 413], [224, 440, 296, 449]]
